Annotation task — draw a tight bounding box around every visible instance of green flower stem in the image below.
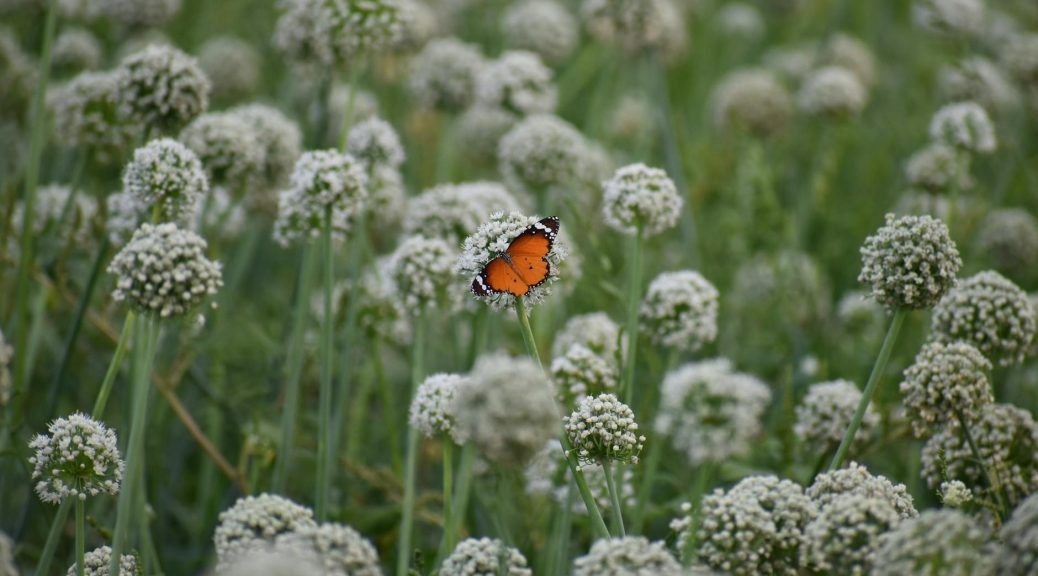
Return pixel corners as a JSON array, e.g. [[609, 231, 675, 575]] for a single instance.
[[603, 460, 626, 537], [397, 312, 426, 576], [10, 0, 59, 419], [623, 229, 643, 406], [442, 439, 455, 554], [34, 500, 71, 576], [334, 221, 368, 486], [545, 481, 574, 575], [373, 337, 403, 474], [514, 298, 611, 540], [828, 308, 907, 471], [92, 312, 136, 419], [316, 208, 335, 521], [439, 442, 476, 564], [46, 239, 110, 418], [110, 315, 159, 576], [75, 497, 85, 576], [955, 410, 1007, 520], [679, 461, 716, 566], [632, 429, 663, 533], [272, 244, 318, 493]]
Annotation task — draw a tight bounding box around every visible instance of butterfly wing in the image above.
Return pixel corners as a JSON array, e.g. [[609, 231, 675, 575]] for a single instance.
[[505, 216, 558, 288], [472, 257, 530, 296]]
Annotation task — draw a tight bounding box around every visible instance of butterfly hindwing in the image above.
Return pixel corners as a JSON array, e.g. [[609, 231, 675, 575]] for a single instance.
[[473, 257, 529, 296], [471, 216, 559, 298]]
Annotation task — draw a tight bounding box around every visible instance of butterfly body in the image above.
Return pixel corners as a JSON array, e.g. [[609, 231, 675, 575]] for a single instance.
[[471, 216, 560, 298]]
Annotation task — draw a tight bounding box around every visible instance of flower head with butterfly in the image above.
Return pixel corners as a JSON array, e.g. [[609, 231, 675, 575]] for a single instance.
[[457, 211, 569, 310]]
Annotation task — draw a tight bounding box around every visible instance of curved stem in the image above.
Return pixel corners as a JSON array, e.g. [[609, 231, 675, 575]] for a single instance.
[[92, 312, 136, 419], [828, 309, 906, 471], [316, 209, 335, 521], [397, 312, 426, 576], [956, 410, 1007, 520], [603, 461, 626, 537]]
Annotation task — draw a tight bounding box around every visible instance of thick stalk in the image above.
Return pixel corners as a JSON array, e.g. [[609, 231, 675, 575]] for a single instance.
[[316, 208, 335, 521], [75, 498, 85, 576], [92, 312, 135, 419], [956, 410, 1007, 519], [273, 245, 318, 492], [110, 316, 158, 575], [397, 312, 426, 576], [623, 230, 643, 406], [828, 309, 906, 471], [442, 439, 455, 554], [514, 298, 610, 539], [603, 461, 626, 537]]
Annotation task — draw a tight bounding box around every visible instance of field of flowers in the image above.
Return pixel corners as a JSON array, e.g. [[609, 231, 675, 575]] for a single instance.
[[1, 0, 1038, 574]]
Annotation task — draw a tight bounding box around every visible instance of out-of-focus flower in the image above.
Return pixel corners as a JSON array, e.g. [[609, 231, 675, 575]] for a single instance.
[[52, 28, 102, 76], [601, 163, 682, 237], [273, 0, 401, 66], [11, 184, 98, 247], [572, 537, 681, 576], [795, 380, 878, 453], [929, 101, 996, 154], [409, 373, 465, 442], [345, 115, 405, 172], [213, 494, 317, 569], [441, 538, 531, 576], [996, 492, 1038, 576], [913, 0, 984, 36], [405, 181, 521, 246], [821, 33, 876, 88], [498, 114, 589, 195], [655, 359, 771, 466], [798, 66, 868, 120], [29, 413, 123, 504], [227, 104, 302, 194], [872, 510, 991, 576], [937, 57, 1020, 112], [454, 106, 518, 163], [273, 150, 368, 246], [116, 44, 210, 134], [502, 0, 577, 64], [904, 143, 971, 194], [408, 37, 485, 112], [475, 51, 556, 115], [639, 270, 718, 352], [388, 235, 456, 312], [808, 462, 918, 520], [975, 208, 1038, 278], [49, 71, 140, 162], [179, 112, 264, 188], [900, 341, 993, 437], [197, 37, 261, 103], [858, 213, 961, 310], [714, 2, 764, 41], [273, 523, 381, 576], [801, 493, 903, 575], [552, 312, 624, 361], [581, 0, 682, 54], [711, 68, 792, 138]]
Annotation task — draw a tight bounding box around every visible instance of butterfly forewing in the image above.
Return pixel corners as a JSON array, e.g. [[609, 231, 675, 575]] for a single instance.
[[471, 216, 560, 298], [477, 258, 530, 296]]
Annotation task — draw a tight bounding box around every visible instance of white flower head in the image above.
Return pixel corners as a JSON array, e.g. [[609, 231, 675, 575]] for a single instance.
[[901, 341, 993, 436], [498, 114, 589, 195], [808, 462, 918, 520], [997, 492, 1038, 576], [273, 149, 368, 247], [798, 65, 868, 119], [108, 222, 223, 318], [227, 104, 302, 193], [937, 56, 1020, 112], [476, 50, 557, 115], [408, 37, 486, 112], [872, 510, 991, 576], [929, 101, 997, 154], [197, 36, 260, 102], [939, 480, 973, 507], [550, 344, 619, 407], [639, 270, 718, 352], [581, 0, 679, 54], [28, 413, 124, 504], [904, 143, 971, 194], [975, 208, 1038, 275], [601, 163, 682, 237], [502, 0, 577, 64], [572, 537, 681, 576], [178, 112, 264, 188], [405, 181, 522, 246], [388, 235, 457, 312], [273, 523, 380, 576], [409, 373, 466, 442], [274, 0, 401, 66], [795, 380, 879, 452], [122, 138, 209, 223], [66, 545, 138, 576], [913, 0, 985, 36], [711, 68, 792, 138], [116, 44, 210, 134], [441, 538, 531, 576], [49, 70, 140, 161], [564, 393, 644, 465], [802, 493, 903, 575], [552, 312, 625, 361], [345, 115, 405, 172], [213, 493, 317, 569]]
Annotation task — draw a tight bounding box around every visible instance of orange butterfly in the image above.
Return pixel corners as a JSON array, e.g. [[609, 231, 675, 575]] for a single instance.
[[471, 216, 560, 297]]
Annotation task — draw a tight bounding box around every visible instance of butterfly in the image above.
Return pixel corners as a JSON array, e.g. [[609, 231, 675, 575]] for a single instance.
[[471, 216, 560, 298]]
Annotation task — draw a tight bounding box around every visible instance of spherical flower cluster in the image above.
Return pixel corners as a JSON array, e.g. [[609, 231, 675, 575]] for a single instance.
[[937, 57, 1020, 112], [524, 440, 634, 514], [345, 116, 405, 171], [178, 112, 264, 188], [28, 413, 123, 504], [904, 143, 971, 193], [108, 223, 223, 318], [409, 373, 465, 442], [213, 493, 317, 568], [408, 37, 486, 112], [858, 213, 961, 310], [99, 0, 181, 27], [795, 380, 878, 452], [475, 51, 557, 115], [692, 475, 817, 575], [52, 28, 102, 76], [356, 259, 411, 346], [456, 212, 569, 310], [801, 493, 902, 575], [441, 538, 531, 576], [122, 138, 209, 223], [714, 3, 765, 40], [273, 0, 401, 66], [49, 71, 140, 161], [219, 548, 322, 576], [638, 270, 718, 352], [808, 463, 918, 520], [67, 545, 138, 576], [996, 492, 1038, 576], [11, 184, 98, 246], [975, 208, 1038, 276], [552, 312, 624, 362], [939, 480, 973, 507], [197, 36, 260, 103], [273, 523, 381, 576], [871, 510, 990, 576], [580, 0, 675, 53], [227, 104, 302, 192], [836, 290, 885, 338], [387, 235, 456, 312], [117, 44, 210, 134], [929, 101, 997, 154], [564, 393, 644, 465], [404, 181, 521, 246], [455, 106, 519, 163], [900, 341, 993, 437], [452, 353, 557, 466], [601, 163, 682, 237], [327, 83, 379, 138], [572, 537, 681, 576], [655, 359, 771, 466], [392, 0, 437, 53], [710, 68, 792, 138], [823, 33, 878, 86], [1003, 33, 1038, 88], [797, 66, 868, 119], [273, 150, 368, 246], [498, 114, 589, 194], [930, 270, 1036, 366], [922, 403, 1038, 507], [912, 0, 984, 36], [550, 344, 618, 406], [502, 0, 577, 64]]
